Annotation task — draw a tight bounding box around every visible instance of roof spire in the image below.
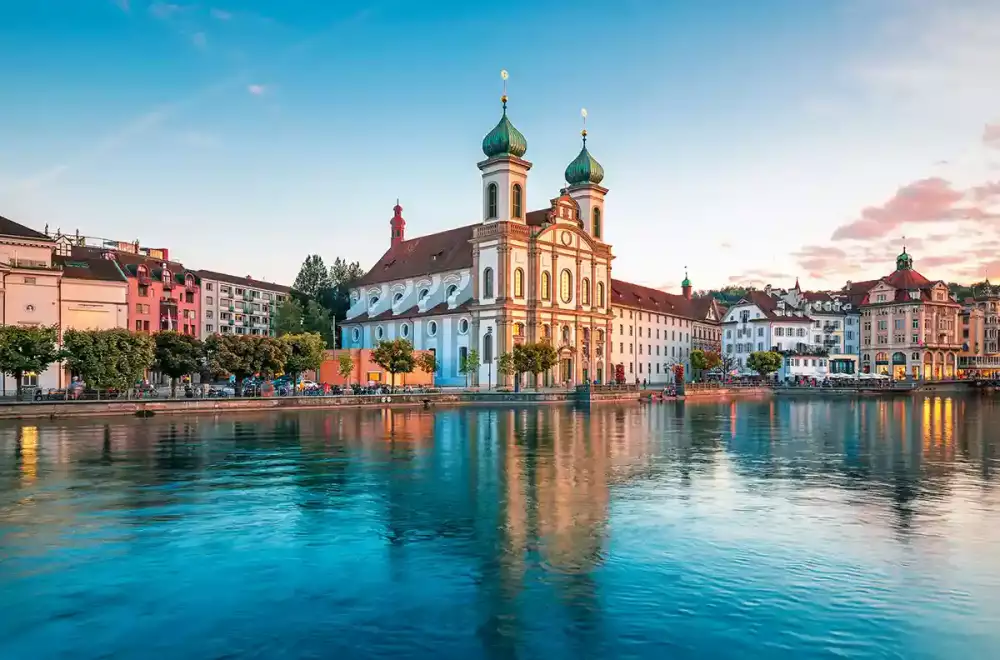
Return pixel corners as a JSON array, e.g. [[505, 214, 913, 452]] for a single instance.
[[581, 107, 588, 147], [501, 69, 508, 113], [482, 69, 527, 158]]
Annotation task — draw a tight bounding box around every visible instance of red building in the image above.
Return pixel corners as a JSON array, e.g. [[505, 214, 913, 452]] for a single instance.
[[71, 244, 201, 337]]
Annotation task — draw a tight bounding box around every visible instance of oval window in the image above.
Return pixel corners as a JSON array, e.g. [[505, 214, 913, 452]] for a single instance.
[[375, 326, 384, 340], [459, 318, 469, 334], [400, 323, 409, 337], [352, 327, 361, 342], [428, 321, 438, 337]]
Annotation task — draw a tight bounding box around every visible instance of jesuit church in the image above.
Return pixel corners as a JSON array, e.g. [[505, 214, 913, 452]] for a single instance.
[[342, 89, 616, 387]]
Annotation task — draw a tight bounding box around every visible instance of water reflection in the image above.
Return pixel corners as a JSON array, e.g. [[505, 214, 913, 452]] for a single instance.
[[2, 396, 1000, 659]]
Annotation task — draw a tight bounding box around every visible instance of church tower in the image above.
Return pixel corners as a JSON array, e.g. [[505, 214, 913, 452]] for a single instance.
[[478, 70, 531, 224], [390, 200, 405, 248], [682, 268, 692, 300], [565, 109, 608, 242]]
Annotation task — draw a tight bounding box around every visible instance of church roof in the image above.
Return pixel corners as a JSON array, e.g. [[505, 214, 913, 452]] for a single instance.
[[610, 279, 722, 323], [53, 255, 128, 283], [0, 214, 51, 241], [356, 224, 477, 286], [884, 268, 932, 290]]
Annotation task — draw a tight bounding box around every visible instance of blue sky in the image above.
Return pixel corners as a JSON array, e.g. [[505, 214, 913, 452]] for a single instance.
[[1, 0, 998, 291]]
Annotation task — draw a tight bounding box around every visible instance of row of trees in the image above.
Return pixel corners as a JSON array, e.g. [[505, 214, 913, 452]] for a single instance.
[[689, 347, 783, 379], [276, 255, 366, 347], [0, 325, 329, 400]]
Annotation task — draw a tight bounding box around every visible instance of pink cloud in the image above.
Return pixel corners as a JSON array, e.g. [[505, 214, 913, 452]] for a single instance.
[[832, 177, 998, 241], [247, 84, 266, 96], [984, 123, 1000, 148]]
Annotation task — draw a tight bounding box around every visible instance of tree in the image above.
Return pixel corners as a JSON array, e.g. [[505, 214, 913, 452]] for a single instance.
[[273, 298, 304, 336], [324, 257, 366, 334], [416, 352, 437, 384], [280, 332, 326, 385], [747, 350, 783, 378], [459, 349, 479, 388], [690, 348, 722, 380], [719, 352, 738, 377], [0, 325, 63, 401], [153, 331, 203, 397], [496, 351, 516, 387], [337, 352, 355, 387], [63, 329, 155, 392], [303, 299, 334, 347], [512, 342, 557, 389], [204, 334, 290, 395], [370, 338, 415, 389], [292, 255, 331, 300]]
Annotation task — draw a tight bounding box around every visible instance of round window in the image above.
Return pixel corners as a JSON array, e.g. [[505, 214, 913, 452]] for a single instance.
[[428, 321, 438, 337], [376, 326, 384, 340], [458, 318, 469, 334], [352, 327, 361, 342], [401, 323, 410, 338], [419, 289, 430, 301], [393, 292, 404, 304], [369, 296, 379, 307]]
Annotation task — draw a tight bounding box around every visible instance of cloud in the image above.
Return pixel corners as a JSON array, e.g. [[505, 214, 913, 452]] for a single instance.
[[210, 8, 232, 20], [149, 2, 183, 20], [190, 31, 207, 49], [983, 123, 1000, 147], [831, 177, 998, 241], [247, 84, 266, 96]]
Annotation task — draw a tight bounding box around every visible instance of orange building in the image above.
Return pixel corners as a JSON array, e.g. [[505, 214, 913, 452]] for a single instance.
[[317, 349, 436, 387]]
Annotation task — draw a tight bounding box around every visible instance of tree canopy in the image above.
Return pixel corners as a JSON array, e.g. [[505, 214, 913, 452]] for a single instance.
[[747, 350, 783, 377], [370, 339, 415, 387], [512, 342, 558, 386], [280, 332, 326, 381], [63, 328, 155, 391], [459, 349, 479, 388], [153, 331, 203, 396], [205, 334, 290, 392], [0, 325, 63, 400], [273, 298, 304, 336], [292, 255, 331, 300]]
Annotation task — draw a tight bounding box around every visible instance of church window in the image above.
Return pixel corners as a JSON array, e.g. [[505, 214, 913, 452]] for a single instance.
[[541, 272, 551, 301], [369, 295, 379, 307], [582, 278, 591, 305], [512, 184, 523, 219], [482, 267, 494, 298], [597, 282, 605, 308], [486, 183, 498, 219], [352, 327, 361, 343], [482, 332, 493, 362], [458, 318, 470, 334], [593, 208, 602, 239], [393, 292, 403, 305], [427, 321, 438, 337], [446, 284, 458, 299], [419, 288, 429, 301], [375, 326, 384, 340], [560, 269, 573, 303], [514, 268, 525, 298], [562, 325, 571, 343], [400, 323, 410, 338], [514, 323, 525, 337]]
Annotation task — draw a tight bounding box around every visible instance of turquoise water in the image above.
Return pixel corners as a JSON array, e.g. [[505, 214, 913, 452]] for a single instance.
[[2, 396, 999, 659]]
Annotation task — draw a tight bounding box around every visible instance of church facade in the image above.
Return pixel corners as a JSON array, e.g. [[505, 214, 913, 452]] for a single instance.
[[342, 91, 718, 387]]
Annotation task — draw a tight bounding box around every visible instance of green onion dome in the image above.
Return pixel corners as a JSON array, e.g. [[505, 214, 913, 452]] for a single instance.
[[482, 97, 527, 159], [682, 272, 691, 288], [896, 247, 913, 270], [564, 131, 605, 185]]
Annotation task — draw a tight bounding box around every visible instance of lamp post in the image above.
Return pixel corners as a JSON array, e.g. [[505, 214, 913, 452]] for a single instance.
[[486, 327, 493, 391]]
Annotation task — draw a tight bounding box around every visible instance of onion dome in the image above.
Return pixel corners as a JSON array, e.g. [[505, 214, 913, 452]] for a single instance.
[[482, 96, 527, 159], [565, 130, 605, 186], [896, 246, 913, 271], [681, 270, 691, 288]]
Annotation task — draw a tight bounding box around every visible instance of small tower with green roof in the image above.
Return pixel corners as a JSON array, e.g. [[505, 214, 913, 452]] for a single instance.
[[478, 70, 531, 224], [565, 108, 609, 241], [682, 268, 692, 300]]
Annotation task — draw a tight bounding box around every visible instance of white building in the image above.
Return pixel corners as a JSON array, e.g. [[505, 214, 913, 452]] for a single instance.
[[722, 290, 816, 368], [196, 270, 291, 337]]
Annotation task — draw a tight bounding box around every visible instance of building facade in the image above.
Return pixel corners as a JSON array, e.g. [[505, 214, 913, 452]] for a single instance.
[[858, 249, 962, 379], [196, 270, 291, 337], [343, 94, 624, 387], [722, 290, 816, 369]]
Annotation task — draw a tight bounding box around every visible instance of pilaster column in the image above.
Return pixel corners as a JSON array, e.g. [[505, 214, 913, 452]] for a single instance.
[[497, 243, 509, 303], [472, 246, 481, 304], [551, 252, 559, 305], [575, 257, 583, 311], [590, 261, 597, 310]]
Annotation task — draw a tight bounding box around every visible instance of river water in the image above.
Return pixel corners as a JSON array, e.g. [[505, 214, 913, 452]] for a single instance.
[[1, 395, 999, 659]]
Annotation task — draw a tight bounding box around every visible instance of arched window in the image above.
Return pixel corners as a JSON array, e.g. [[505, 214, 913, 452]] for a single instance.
[[562, 325, 571, 342], [482, 332, 494, 362], [514, 323, 525, 337], [486, 183, 498, 219], [597, 282, 605, 308], [482, 267, 494, 298], [593, 208, 602, 239], [560, 269, 573, 303], [541, 271, 551, 300], [512, 184, 523, 218], [513, 268, 524, 298], [582, 278, 591, 305]]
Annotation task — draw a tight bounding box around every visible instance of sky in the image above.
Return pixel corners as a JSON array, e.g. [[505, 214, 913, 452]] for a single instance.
[[1, 0, 998, 293]]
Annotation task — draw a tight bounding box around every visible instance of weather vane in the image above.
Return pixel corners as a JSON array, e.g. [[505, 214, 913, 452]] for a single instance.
[[581, 107, 588, 144], [500, 69, 508, 109]]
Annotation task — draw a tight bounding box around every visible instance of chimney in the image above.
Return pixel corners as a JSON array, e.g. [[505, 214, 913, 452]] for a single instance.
[[390, 200, 406, 248]]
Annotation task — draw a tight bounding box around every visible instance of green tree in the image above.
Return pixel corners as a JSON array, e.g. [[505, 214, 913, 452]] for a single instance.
[[718, 352, 737, 377], [459, 349, 479, 388], [337, 352, 355, 388], [747, 351, 783, 378], [416, 352, 437, 383], [280, 332, 326, 384], [273, 298, 304, 336], [63, 328, 155, 392], [153, 331, 203, 397], [324, 257, 366, 338], [0, 325, 63, 401], [370, 338, 415, 389], [303, 299, 334, 347], [690, 348, 721, 380], [204, 334, 290, 395], [496, 351, 516, 387], [292, 255, 331, 300], [512, 342, 558, 389]]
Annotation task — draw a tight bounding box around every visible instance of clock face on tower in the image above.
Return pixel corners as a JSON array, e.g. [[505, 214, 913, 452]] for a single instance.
[[560, 269, 573, 303]]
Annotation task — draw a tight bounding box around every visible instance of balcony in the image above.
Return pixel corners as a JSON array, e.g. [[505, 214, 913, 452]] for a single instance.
[[162, 279, 174, 290], [823, 324, 837, 333]]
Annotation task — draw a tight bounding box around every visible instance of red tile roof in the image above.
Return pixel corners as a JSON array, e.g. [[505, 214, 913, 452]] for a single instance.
[[610, 279, 722, 323], [724, 290, 813, 323], [356, 224, 477, 286]]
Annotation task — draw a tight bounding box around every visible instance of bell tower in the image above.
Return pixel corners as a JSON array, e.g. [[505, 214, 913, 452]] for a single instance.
[[390, 200, 405, 248], [565, 109, 608, 241], [478, 70, 531, 224]]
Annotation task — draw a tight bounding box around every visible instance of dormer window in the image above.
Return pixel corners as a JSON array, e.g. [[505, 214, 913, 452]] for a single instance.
[[162, 270, 171, 282], [419, 289, 429, 301], [393, 292, 404, 305], [369, 295, 379, 307], [446, 284, 458, 299]]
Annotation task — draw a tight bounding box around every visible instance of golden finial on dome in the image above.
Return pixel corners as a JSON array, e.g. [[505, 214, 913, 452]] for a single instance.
[[500, 69, 508, 108], [581, 107, 588, 143]]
